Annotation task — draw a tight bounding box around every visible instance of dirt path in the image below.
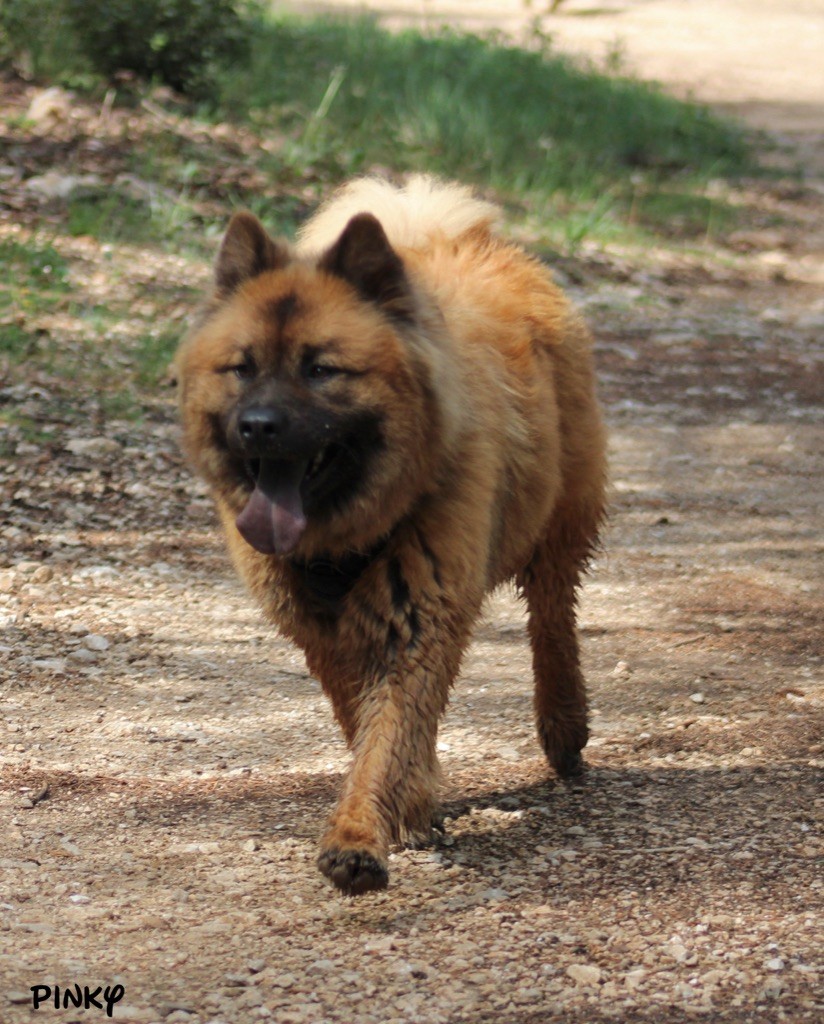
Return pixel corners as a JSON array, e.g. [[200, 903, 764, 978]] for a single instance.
[[1, 3, 822, 1023]]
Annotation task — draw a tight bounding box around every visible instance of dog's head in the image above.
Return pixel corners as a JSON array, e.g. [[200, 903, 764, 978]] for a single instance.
[[176, 211, 441, 558]]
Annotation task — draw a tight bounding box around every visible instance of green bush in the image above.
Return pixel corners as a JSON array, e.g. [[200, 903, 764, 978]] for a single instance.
[[65, 0, 251, 96], [0, 0, 79, 76], [0, 0, 253, 97]]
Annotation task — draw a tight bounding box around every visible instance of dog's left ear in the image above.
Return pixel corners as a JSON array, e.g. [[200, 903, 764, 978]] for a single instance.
[[319, 214, 415, 323]]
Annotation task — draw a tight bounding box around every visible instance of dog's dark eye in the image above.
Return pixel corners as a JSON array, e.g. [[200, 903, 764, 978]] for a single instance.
[[222, 355, 256, 380], [307, 363, 341, 381]]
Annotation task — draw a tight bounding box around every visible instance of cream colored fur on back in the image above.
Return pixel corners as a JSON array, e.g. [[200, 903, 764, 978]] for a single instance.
[[297, 175, 499, 255]]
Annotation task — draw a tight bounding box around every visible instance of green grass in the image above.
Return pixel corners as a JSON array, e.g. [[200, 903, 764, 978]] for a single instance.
[[212, 14, 752, 221]]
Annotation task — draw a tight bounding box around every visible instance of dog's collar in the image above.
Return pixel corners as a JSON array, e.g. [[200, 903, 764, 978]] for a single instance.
[[288, 534, 390, 607]]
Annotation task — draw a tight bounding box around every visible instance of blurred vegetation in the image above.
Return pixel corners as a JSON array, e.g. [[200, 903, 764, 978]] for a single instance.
[[0, 0, 250, 97], [1, 2, 752, 212], [0, 2, 760, 428]]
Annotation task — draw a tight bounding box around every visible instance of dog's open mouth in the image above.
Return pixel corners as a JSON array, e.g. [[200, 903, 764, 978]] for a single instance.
[[235, 445, 343, 556]]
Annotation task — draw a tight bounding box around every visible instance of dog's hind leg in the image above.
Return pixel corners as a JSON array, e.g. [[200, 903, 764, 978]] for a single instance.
[[519, 500, 602, 778]]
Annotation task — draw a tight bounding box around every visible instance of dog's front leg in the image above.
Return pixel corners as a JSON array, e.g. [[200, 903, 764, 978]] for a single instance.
[[317, 555, 472, 895]]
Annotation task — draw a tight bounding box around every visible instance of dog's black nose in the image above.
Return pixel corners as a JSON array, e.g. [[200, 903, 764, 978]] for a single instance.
[[238, 406, 288, 448]]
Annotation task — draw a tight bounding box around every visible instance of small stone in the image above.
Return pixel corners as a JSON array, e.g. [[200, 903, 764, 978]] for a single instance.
[[83, 633, 110, 651], [566, 964, 601, 986], [243, 838, 260, 853], [8, 991, 32, 1005], [307, 959, 335, 975], [666, 942, 689, 962], [512, 988, 541, 1004], [690, 692, 705, 704], [611, 660, 632, 678], [762, 977, 784, 999], [496, 746, 521, 762], [68, 647, 98, 664], [479, 887, 510, 903], [765, 957, 785, 972], [30, 565, 54, 583], [166, 842, 221, 855], [364, 935, 396, 953], [624, 969, 647, 990], [65, 437, 121, 457], [701, 970, 725, 987]]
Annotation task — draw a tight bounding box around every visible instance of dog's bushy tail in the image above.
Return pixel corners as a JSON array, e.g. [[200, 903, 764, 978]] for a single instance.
[[297, 175, 500, 255]]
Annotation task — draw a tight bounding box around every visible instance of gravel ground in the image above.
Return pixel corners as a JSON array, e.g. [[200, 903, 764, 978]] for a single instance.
[[1, 3, 823, 1022]]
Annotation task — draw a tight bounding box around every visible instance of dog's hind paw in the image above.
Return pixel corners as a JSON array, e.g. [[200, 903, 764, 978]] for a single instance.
[[317, 847, 389, 896]]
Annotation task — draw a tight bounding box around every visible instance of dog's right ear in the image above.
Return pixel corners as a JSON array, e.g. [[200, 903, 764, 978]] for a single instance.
[[214, 212, 289, 297]]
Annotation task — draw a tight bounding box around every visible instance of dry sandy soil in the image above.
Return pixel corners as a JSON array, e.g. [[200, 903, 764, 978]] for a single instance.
[[1, 2, 822, 1022]]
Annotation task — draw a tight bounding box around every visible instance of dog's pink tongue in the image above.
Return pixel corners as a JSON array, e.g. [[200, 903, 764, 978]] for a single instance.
[[235, 463, 307, 556]]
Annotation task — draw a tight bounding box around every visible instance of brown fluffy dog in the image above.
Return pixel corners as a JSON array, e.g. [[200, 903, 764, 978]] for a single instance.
[[175, 177, 606, 895]]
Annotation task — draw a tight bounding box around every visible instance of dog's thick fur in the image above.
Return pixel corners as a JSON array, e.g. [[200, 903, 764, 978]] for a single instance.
[[175, 177, 607, 895]]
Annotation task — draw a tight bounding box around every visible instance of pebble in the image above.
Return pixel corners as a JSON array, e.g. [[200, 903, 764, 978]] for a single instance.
[[32, 659, 66, 675], [65, 437, 122, 457], [479, 887, 510, 903], [666, 942, 690, 962], [166, 842, 221, 856], [307, 959, 335, 975], [761, 977, 784, 999], [83, 633, 110, 651], [566, 964, 602, 986], [68, 648, 98, 664], [690, 692, 706, 704], [765, 957, 785, 971]]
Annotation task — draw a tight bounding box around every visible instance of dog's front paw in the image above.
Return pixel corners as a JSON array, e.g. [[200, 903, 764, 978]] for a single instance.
[[318, 847, 389, 896]]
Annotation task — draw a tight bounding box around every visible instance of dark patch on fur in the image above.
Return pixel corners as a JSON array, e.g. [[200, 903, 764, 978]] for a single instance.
[[304, 413, 386, 520], [265, 292, 301, 332], [290, 537, 390, 614], [419, 537, 443, 589], [387, 558, 421, 644]]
